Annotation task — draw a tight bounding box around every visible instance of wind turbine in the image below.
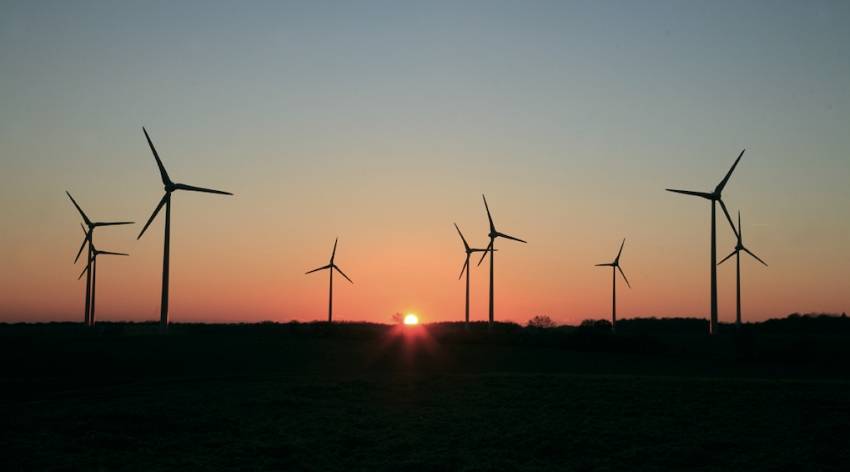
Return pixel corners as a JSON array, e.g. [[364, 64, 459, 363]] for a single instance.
[[305, 238, 353, 323], [137, 127, 233, 332], [454, 223, 493, 329], [66, 191, 133, 325], [666, 149, 744, 335], [718, 211, 767, 330], [77, 225, 129, 326], [595, 238, 631, 333], [476, 194, 526, 329]]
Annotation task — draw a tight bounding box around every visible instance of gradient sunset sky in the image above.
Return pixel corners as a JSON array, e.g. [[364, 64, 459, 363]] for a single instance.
[[2, 1, 848, 324]]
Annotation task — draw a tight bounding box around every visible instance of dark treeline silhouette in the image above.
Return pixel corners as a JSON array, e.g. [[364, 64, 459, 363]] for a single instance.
[[2, 314, 849, 368], [755, 312, 849, 334], [2, 313, 847, 338]]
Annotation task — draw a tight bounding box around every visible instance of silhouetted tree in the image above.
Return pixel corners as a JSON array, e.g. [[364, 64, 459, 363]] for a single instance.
[[528, 315, 556, 329], [391, 312, 403, 324]]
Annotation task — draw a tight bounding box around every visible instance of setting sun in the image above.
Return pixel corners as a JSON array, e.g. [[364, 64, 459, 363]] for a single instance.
[[403, 313, 419, 325]]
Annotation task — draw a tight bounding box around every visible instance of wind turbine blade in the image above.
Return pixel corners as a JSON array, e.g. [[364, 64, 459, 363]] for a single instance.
[[330, 238, 338, 262], [454, 223, 470, 251], [495, 231, 527, 244], [482, 194, 495, 233], [99, 251, 129, 257], [617, 265, 631, 288], [173, 183, 233, 196], [665, 189, 713, 199], [137, 194, 168, 239], [718, 249, 737, 266], [614, 265, 632, 288], [595, 263, 614, 267], [305, 264, 332, 275], [719, 199, 739, 239], [743, 247, 768, 267], [94, 221, 135, 227], [74, 236, 88, 263], [458, 258, 469, 280], [78, 263, 90, 280], [716, 149, 745, 193], [65, 191, 91, 226], [143, 127, 172, 185], [616, 238, 626, 260], [334, 265, 353, 284], [477, 240, 493, 266]]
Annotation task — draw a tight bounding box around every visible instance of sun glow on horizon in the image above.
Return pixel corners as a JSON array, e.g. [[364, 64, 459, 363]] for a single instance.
[[403, 313, 419, 325]]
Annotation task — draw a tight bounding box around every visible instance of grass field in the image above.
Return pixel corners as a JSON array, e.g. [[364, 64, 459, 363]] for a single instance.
[[2, 321, 848, 471]]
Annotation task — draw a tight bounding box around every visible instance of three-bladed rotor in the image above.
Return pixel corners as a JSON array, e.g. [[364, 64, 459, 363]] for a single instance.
[[66, 191, 133, 262], [666, 149, 745, 237], [718, 212, 768, 267], [305, 238, 354, 283], [77, 225, 129, 279], [595, 238, 631, 288], [454, 223, 493, 279], [478, 194, 526, 266], [137, 127, 233, 239]]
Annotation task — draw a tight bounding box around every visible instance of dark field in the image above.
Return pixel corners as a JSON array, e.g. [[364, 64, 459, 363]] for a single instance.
[[2, 320, 849, 471]]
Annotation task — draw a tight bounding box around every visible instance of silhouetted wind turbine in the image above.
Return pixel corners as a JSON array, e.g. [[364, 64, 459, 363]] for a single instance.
[[66, 191, 133, 325], [666, 149, 744, 335], [476, 194, 526, 329], [137, 127, 233, 332], [78, 225, 129, 326], [454, 223, 493, 329], [718, 211, 767, 331], [595, 238, 631, 334], [306, 238, 353, 323]]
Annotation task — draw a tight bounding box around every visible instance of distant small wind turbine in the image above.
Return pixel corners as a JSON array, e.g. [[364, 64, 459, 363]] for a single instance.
[[595, 238, 631, 333], [137, 127, 233, 332], [306, 238, 353, 323], [454, 223, 493, 329], [78, 225, 129, 326], [66, 191, 133, 325], [477, 194, 526, 329], [666, 149, 744, 335], [718, 211, 767, 330]]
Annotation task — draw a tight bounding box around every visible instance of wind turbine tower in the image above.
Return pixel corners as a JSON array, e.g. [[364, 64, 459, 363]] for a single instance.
[[595, 238, 631, 333], [666, 150, 745, 335], [306, 238, 354, 323], [477, 195, 526, 329], [137, 127, 233, 332], [718, 211, 767, 330]]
